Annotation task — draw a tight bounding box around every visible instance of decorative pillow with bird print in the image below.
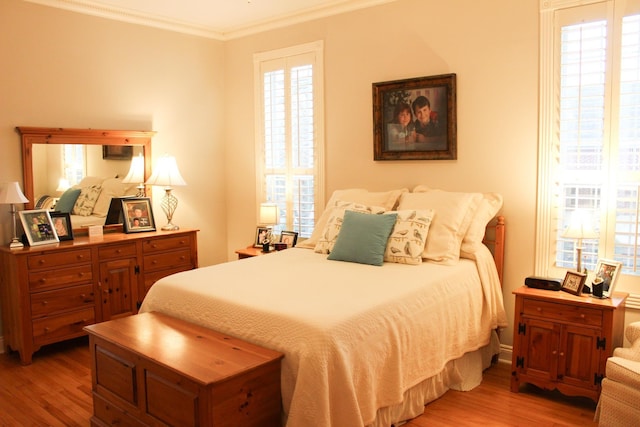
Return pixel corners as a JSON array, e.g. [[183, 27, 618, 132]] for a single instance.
[[383, 209, 435, 265], [314, 202, 386, 254]]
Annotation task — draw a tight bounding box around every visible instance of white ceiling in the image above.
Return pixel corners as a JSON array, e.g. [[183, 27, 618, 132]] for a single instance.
[[26, 0, 396, 40]]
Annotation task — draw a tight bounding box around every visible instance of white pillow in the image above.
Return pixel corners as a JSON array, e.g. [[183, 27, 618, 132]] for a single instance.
[[297, 188, 408, 249], [398, 190, 482, 264], [384, 209, 434, 265], [413, 185, 503, 259], [72, 184, 103, 216], [460, 193, 503, 258], [314, 202, 386, 254], [92, 178, 126, 217]]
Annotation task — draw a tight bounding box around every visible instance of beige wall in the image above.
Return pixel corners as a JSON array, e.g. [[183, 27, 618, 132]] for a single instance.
[[224, 0, 539, 346]]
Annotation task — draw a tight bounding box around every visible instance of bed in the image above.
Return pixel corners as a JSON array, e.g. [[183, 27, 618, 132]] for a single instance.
[[140, 187, 508, 427]]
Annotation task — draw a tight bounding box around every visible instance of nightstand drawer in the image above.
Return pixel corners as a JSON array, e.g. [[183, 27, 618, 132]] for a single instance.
[[31, 284, 95, 318], [98, 243, 137, 259], [522, 298, 602, 327], [28, 249, 92, 270], [29, 264, 93, 292]]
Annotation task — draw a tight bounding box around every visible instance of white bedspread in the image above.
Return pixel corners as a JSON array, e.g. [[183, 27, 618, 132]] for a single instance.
[[140, 246, 506, 427]]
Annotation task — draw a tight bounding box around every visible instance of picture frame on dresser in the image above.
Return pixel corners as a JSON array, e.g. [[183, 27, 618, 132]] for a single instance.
[[50, 212, 74, 241], [594, 258, 622, 298], [122, 197, 156, 233], [561, 270, 586, 295], [18, 209, 59, 246]]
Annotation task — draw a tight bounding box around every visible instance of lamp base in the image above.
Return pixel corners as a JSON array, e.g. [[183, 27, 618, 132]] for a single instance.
[[9, 238, 24, 249], [161, 223, 179, 231]]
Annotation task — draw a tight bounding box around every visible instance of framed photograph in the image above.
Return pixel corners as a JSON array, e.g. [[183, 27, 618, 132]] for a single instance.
[[594, 259, 622, 298], [18, 209, 59, 246], [102, 145, 133, 160], [561, 271, 587, 295], [280, 231, 298, 248], [121, 198, 156, 233], [50, 212, 74, 241], [373, 73, 457, 161], [254, 227, 271, 248]]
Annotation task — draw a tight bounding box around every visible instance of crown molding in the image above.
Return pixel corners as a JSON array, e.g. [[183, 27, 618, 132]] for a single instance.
[[24, 0, 397, 41]]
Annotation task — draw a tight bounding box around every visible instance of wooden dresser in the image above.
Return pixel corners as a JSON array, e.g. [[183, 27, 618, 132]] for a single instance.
[[0, 229, 198, 364]]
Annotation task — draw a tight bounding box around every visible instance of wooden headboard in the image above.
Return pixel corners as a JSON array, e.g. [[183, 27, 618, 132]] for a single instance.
[[483, 215, 505, 286]]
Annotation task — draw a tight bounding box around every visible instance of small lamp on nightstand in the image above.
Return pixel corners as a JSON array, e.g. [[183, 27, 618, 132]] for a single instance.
[[259, 202, 278, 252], [0, 182, 29, 249], [562, 210, 598, 272]]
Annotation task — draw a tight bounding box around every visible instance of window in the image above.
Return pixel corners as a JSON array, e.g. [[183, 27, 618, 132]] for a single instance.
[[254, 41, 325, 238], [62, 144, 86, 186], [537, 0, 640, 287]]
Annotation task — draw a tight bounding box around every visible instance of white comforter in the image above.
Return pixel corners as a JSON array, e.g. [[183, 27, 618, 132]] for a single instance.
[[140, 246, 506, 427]]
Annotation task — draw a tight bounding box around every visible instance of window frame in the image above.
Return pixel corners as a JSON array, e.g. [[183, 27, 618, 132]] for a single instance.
[[253, 41, 325, 238], [536, 0, 640, 290]]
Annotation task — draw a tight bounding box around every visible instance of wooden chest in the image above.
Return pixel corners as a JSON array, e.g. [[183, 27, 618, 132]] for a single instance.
[[84, 312, 283, 427]]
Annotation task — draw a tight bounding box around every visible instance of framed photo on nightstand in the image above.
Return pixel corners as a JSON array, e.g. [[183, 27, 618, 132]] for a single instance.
[[594, 259, 622, 298], [561, 271, 587, 295]]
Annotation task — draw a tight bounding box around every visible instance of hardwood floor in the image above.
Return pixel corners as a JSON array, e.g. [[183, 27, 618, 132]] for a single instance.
[[0, 338, 598, 426]]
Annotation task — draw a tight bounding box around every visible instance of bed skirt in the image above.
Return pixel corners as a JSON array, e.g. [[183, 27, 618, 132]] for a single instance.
[[369, 331, 501, 427]]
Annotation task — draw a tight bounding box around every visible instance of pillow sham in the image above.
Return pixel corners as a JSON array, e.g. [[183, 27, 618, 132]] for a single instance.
[[413, 185, 503, 258], [298, 187, 408, 249], [384, 209, 435, 265], [55, 188, 81, 213], [72, 185, 103, 216], [327, 210, 397, 266], [314, 202, 386, 254], [397, 190, 482, 264]]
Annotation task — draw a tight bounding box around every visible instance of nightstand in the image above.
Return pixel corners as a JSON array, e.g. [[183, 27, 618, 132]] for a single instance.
[[511, 285, 627, 402], [235, 246, 271, 259]]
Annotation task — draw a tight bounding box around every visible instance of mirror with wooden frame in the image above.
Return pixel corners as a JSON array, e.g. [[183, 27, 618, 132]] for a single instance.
[[17, 127, 154, 231]]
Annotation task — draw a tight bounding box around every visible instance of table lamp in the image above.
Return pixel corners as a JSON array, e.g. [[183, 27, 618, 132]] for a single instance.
[[0, 182, 29, 249], [122, 153, 146, 197], [145, 155, 186, 230], [259, 202, 278, 252], [562, 210, 598, 272]]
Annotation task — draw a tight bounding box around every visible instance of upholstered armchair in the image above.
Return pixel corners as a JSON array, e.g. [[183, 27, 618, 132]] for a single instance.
[[595, 321, 640, 426]]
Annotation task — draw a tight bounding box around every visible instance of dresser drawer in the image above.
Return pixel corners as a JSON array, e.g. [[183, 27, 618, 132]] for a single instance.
[[32, 307, 95, 346], [93, 393, 145, 427], [144, 249, 192, 272], [31, 284, 95, 319], [27, 249, 91, 270], [142, 235, 192, 253], [522, 298, 602, 327], [98, 243, 137, 260], [29, 264, 93, 292]]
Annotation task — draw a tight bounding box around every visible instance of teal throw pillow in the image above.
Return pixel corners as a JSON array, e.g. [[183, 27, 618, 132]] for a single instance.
[[55, 188, 81, 213], [328, 210, 397, 266]]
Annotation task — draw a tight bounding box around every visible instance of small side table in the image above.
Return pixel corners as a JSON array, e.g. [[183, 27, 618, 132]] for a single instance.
[[235, 246, 271, 259]]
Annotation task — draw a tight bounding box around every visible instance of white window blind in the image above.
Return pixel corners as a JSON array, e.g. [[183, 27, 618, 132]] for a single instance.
[[538, 0, 640, 285], [254, 42, 324, 238]]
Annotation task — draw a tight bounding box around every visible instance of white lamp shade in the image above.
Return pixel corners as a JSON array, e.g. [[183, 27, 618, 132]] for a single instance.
[[0, 182, 29, 204], [562, 210, 598, 240], [122, 153, 145, 184], [56, 178, 71, 192], [145, 155, 186, 187], [259, 203, 279, 225]]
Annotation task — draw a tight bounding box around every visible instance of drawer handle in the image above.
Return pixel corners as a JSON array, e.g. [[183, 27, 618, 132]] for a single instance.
[[39, 278, 46, 284], [39, 259, 45, 265], [536, 307, 542, 312], [152, 244, 158, 249], [552, 350, 557, 355], [180, 256, 186, 261], [116, 249, 122, 254], [580, 314, 585, 319], [44, 327, 50, 333], [42, 300, 48, 306], [152, 260, 158, 265], [77, 255, 84, 260]]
